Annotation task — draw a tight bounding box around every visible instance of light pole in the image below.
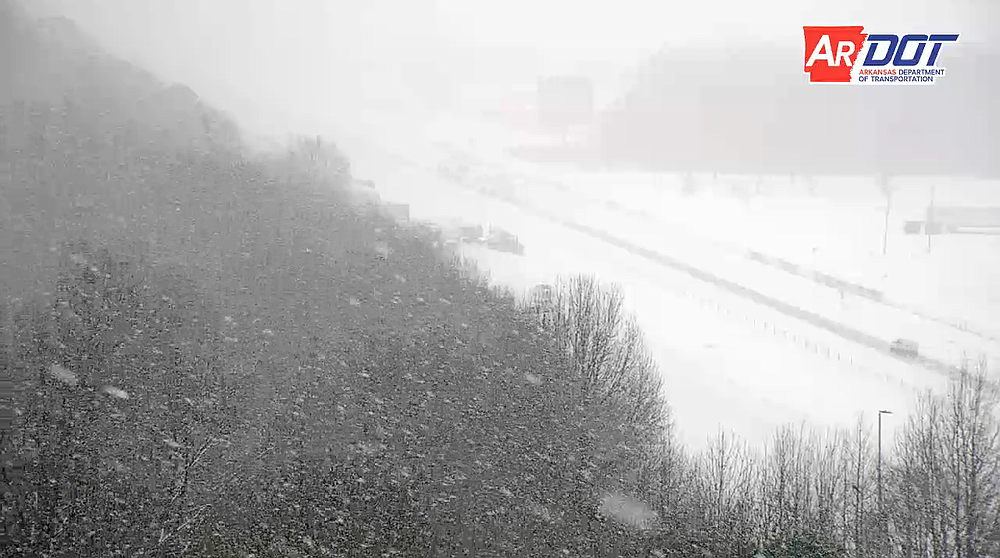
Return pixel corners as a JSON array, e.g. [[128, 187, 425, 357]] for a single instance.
[[927, 184, 936, 253], [878, 409, 893, 553], [879, 175, 892, 256]]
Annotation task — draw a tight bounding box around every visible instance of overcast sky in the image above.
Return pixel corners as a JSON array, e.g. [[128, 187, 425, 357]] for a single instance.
[[24, 0, 998, 139]]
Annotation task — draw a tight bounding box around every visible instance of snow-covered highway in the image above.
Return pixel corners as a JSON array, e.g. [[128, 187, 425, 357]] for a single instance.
[[508, 171, 1000, 374], [351, 128, 994, 378], [337, 128, 950, 449]]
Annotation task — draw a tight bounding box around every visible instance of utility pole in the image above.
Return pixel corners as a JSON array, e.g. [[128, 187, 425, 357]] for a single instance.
[[878, 409, 893, 554], [879, 174, 892, 256], [927, 185, 936, 253]]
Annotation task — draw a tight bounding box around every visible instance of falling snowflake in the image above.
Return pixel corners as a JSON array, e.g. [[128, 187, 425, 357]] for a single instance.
[[524, 372, 542, 385], [373, 241, 391, 259], [101, 386, 129, 399], [598, 492, 657, 530], [355, 441, 386, 456], [163, 439, 183, 450], [527, 500, 554, 523], [48, 363, 78, 387], [349, 297, 361, 306]]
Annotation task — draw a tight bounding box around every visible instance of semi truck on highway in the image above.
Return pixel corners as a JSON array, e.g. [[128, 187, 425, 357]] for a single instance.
[[381, 202, 410, 222], [484, 226, 524, 255], [439, 222, 485, 244], [435, 222, 524, 255], [347, 179, 381, 211]]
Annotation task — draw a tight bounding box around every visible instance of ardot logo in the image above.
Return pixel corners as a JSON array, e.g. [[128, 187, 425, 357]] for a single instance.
[[803, 26, 959, 84]]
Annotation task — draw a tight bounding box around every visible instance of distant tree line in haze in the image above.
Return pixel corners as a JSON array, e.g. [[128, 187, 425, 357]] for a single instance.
[[600, 44, 1000, 179], [2, 3, 999, 556]]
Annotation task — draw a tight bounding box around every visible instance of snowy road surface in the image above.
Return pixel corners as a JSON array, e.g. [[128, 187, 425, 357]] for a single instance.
[[414, 128, 1000, 375], [420, 115, 1000, 344], [352, 130, 994, 378], [503, 170, 1000, 374], [337, 129, 947, 450]]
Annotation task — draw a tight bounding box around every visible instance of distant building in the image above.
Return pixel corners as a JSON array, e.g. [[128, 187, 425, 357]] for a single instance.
[[927, 206, 1000, 234], [536, 75, 595, 131]]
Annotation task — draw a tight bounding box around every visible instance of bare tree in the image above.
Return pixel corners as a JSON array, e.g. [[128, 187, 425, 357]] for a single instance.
[[889, 362, 1000, 558], [906, 390, 950, 558], [544, 275, 671, 441], [810, 429, 847, 543], [944, 361, 1000, 557], [681, 429, 759, 556], [703, 429, 755, 529]]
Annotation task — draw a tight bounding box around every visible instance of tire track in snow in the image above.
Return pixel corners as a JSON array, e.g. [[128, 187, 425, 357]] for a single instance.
[[352, 136, 988, 388], [504, 164, 1000, 348], [451, 176, 963, 379], [519, 195, 976, 382]]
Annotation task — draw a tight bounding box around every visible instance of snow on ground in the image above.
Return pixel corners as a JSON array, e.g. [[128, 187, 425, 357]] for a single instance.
[[411, 117, 1000, 376], [509, 180, 1000, 373], [549, 171, 1000, 340], [340, 132, 941, 450], [421, 115, 1000, 349]]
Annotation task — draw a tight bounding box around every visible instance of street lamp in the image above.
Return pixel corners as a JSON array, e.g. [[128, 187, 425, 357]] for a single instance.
[[878, 410, 893, 551], [879, 175, 892, 256]]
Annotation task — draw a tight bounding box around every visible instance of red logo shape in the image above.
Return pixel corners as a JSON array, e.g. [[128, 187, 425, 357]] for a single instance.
[[803, 26, 867, 83]]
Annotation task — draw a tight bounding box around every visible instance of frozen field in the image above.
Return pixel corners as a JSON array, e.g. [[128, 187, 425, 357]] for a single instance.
[[415, 117, 1000, 372], [422, 116, 1000, 345], [512, 174, 1000, 373], [538, 171, 1000, 340], [339, 130, 945, 450]]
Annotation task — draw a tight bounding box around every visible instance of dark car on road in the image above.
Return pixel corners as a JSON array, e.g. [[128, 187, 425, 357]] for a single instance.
[[890, 338, 919, 358]]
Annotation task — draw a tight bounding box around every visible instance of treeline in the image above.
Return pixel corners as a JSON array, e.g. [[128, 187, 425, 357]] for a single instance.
[[3, 4, 1000, 556], [0, 88, 671, 554], [599, 43, 1000, 179], [529, 281, 1000, 557], [1, 12, 674, 551]]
